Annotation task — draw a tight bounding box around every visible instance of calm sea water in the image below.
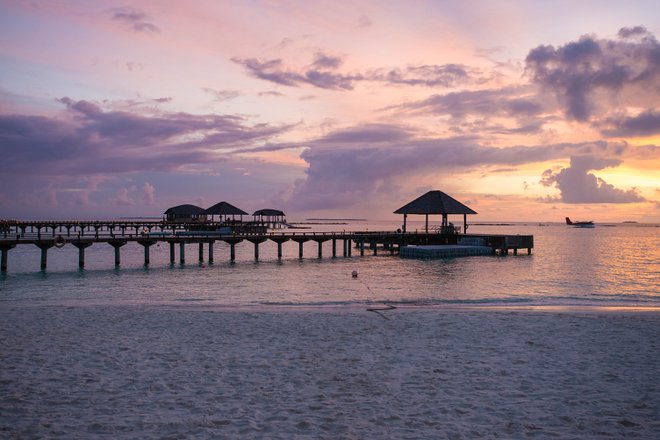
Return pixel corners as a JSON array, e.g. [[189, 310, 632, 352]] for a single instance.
[[1, 221, 658, 308]]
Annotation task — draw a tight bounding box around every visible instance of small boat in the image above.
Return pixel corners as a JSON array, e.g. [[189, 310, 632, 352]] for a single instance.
[[565, 217, 595, 228]]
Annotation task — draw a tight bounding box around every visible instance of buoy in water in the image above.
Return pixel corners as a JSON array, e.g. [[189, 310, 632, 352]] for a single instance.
[[352, 270, 358, 278]]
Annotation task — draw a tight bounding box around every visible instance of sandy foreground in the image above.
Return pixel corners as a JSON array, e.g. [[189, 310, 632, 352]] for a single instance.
[[1, 305, 659, 439]]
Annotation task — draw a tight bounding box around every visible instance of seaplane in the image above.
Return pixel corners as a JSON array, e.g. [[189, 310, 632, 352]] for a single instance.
[[565, 217, 595, 228]]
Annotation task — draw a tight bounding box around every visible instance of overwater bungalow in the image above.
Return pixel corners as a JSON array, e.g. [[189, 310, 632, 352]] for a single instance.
[[394, 190, 477, 234], [203, 201, 248, 223], [164, 204, 207, 223], [253, 209, 286, 229]]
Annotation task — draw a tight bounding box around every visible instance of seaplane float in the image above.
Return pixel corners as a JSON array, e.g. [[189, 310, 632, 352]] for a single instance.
[[565, 217, 595, 228]]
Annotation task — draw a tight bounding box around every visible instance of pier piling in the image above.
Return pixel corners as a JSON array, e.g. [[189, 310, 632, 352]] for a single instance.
[[109, 240, 127, 267], [1, 244, 16, 272], [36, 243, 53, 270], [73, 242, 93, 268]]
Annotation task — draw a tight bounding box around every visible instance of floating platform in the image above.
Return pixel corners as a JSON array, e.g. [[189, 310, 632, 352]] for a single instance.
[[400, 244, 494, 258]]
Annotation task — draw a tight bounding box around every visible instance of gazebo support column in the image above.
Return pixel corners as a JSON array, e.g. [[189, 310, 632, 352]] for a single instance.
[[463, 214, 467, 234], [179, 242, 186, 264]]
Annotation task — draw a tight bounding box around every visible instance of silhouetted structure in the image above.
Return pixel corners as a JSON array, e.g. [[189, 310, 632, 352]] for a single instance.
[[203, 201, 248, 222], [253, 209, 286, 228], [164, 204, 207, 223], [394, 190, 477, 233]]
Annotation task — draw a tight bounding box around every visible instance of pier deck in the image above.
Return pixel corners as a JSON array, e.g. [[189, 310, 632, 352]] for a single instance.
[[0, 220, 533, 271]]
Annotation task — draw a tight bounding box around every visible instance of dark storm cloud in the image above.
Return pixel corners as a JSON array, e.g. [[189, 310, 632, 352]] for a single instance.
[[525, 26, 660, 122], [0, 98, 291, 176], [540, 155, 645, 203], [109, 7, 160, 33], [599, 110, 660, 137], [232, 56, 477, 90]]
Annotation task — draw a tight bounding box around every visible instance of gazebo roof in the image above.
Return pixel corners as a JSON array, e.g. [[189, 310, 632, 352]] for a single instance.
[[203, 201, 248, 216], [164, 204, 205, 215], [253, 209, 285, 216], [394, 191, 477, 215]]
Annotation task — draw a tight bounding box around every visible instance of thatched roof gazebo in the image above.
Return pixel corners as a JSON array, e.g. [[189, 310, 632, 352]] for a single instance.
[[204, 201, 248, 222], [253, 209, 286, 228], [164, 204, 207, 223], [394, 190, 477, 234]]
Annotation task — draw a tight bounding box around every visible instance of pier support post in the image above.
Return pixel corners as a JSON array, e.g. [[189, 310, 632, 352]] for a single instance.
[[199, 242, 204, 262], [270, 237, 288, 260], [360, 240, 365, 256], [342, 239, 347, 257], [1, 244, 16, 272], [299, 241, 304, 259], [332, 239, 336, 258], [180, 242, 186, 264], [36, 243, 54, 270], [169, 242, 175, 264], [138, 240, 156, 266], [208, 241, 214, 263], [348, 240, 352, 257], [109, 240, 127, 267], [73, 242, 93, 268], [230, 242, 236, 261], [372, 241, 377, 256], [247, 238, 267, 261], [318, 241, 323, 258]]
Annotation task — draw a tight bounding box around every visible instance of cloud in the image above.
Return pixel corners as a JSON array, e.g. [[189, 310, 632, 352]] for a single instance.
[[109, 7, 159, 33], [599, 109, 660, 137], [400, 86, 543, 119], [142, 182, 156, 205], [525, 26, 660, 122], [370, 64, 472, 87], [539, 155, 645, 203], [0, 98, 292, 177], [232, 56, 478, 90], [232, 57, 361, 90], [202, 88, 241, 102], [279, 123, 635, 210]]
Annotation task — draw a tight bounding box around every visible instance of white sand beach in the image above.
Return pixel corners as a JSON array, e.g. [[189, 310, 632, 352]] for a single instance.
[[1, 305, 658, 439]]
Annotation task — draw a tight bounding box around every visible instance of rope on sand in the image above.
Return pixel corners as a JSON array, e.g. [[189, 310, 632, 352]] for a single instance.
[[358, 277, 397, 320]]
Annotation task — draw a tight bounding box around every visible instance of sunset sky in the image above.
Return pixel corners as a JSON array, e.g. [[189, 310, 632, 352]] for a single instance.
[[1, 0, 659, 222]]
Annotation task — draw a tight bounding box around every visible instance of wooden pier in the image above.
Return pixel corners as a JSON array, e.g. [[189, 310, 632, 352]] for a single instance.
[[0, 220, 533, 272]]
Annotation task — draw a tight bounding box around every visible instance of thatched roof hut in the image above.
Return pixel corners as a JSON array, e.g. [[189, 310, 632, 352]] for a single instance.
[[394, 190, 477, 233], [253, 209, 286, 228], [164, 204, 207, 223], [203, 201, 248, 221]]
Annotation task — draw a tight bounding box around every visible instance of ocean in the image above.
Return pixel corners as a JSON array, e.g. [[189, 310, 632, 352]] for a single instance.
[[1, 221, 658, 309]]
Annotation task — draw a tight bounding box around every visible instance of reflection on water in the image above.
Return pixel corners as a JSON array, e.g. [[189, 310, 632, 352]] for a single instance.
[[1, 222, 658, 308]]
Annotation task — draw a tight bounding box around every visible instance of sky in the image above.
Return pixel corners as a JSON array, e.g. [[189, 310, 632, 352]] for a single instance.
[[1, 0, 659, 222]]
